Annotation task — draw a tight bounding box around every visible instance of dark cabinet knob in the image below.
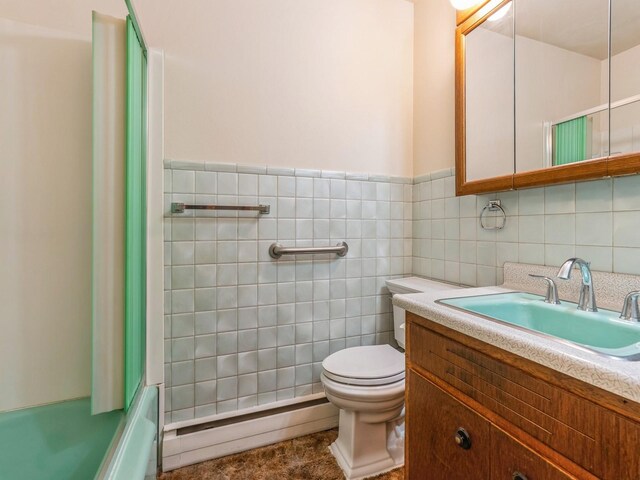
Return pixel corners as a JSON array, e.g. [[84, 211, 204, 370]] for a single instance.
[[454, 427, 471, 450], [512, 472, 528, 480]]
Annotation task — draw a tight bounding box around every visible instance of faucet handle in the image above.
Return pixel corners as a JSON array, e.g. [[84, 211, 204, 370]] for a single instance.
[[529, 274, 561, 305], [620, 290, 640, 322]]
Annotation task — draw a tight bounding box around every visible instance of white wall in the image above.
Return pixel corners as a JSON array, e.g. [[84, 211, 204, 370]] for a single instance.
[[413, 0, 456, 176], [0, 0, 126, 37], [0, 0, 127, 412], [133, 0, 414, 177]]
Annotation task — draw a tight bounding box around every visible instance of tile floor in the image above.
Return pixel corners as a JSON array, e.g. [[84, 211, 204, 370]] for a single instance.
[[159, 428, 404, 480]]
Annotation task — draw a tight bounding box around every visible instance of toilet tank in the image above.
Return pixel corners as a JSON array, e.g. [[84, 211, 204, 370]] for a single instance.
[[385, 277, 462, 349]]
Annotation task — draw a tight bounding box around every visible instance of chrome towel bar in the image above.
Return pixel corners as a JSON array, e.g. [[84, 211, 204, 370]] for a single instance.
[[269, 242, 349, 259], [171, 202, 270, 214]]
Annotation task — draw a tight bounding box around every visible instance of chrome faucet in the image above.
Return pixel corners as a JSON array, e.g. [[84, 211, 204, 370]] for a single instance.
[[620, 291, 640, 322], [556, 258, 598, 312], [529, 274, 560, 304]]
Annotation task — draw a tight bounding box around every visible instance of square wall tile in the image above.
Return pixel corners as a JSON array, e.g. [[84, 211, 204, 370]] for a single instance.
[[518, 188, 545, 215], [575, 245, 612, 272], [576, 179, 612, 213], [259, 176, 277, 196], [544, 244, 575, 268], [518, 243, 544, 265], [195, 357, 216, 382], [613, 175, 640, 211], [172, 242, 195, 265], [613, 247, 640, 275], [544, 214, 575, 245], [614, 211, 640, 247], [239, 174, 258, 196], [575, 213, 612, 247], [195, 171, 217, 194], [544, 184, 575, 214], [278, 176, 296, 197], [476, 241, 496, 266], [173, 170, 195, 193], [172, 385, 195, 410], [519, 216, 544, 244]]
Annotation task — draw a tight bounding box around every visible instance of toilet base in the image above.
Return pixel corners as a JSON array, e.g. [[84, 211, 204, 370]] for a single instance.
[[329, 409, 404, 480]]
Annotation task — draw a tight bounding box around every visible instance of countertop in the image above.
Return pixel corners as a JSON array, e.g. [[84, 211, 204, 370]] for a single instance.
[[394, 284, 640, 404]]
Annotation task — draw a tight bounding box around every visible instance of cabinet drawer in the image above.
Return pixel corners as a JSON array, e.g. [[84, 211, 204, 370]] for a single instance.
[[491, 427, 573, 480], [408, 321, 615, 478], [407, 370, 492, 480]]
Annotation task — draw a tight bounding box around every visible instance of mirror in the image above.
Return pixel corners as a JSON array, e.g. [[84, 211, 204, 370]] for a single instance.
[[464, 1, 514, 182], [456, 0, 640, 195], [610, 0, 640, 158], [515, 0, 609, 173]]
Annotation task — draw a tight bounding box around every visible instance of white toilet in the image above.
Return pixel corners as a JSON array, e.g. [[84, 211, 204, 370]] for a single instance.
[[321, 277, 461, 479]]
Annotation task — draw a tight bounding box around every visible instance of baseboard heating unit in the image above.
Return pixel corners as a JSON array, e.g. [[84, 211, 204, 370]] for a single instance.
[[162, 394, 339, 471]]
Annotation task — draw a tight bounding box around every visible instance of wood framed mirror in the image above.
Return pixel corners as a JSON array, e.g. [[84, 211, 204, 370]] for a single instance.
[[456, 0, 640, 196]]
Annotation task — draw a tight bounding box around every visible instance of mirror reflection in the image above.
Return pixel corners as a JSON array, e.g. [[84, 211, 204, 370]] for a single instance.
[[465, 1, 514, 182], [514, 0, 609, 173], [610, 0, 640, 157]]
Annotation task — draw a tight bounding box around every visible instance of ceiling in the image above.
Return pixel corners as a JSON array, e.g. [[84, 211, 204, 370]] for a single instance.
[[483, 0, 640, 60]]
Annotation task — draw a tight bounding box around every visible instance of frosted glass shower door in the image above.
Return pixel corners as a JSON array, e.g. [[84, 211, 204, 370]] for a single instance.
[[92, 12, 147, 413], [124, 16, 147, 411]]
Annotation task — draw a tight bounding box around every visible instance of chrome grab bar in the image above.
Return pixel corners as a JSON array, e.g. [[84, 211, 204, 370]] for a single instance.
[[269, 242, 348, 259], [171, 202, 270, 214]]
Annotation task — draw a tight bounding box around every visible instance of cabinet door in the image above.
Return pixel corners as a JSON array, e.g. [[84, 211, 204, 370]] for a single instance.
[[407, 371, 491, 480], [491, 427, 573, 480]]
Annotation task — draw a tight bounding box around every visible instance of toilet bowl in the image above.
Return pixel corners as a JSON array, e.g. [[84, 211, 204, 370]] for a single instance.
[[321, 277, 461, 480], [321, 345, 405, 480]]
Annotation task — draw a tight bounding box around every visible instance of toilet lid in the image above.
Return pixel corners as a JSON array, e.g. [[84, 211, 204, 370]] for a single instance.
[[322, 345, 405, 386]]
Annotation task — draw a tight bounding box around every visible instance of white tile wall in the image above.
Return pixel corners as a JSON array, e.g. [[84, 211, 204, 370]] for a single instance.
[[412, 171, 640, 286], [164, 162, 413, 423], [165, 160, 640, 424]]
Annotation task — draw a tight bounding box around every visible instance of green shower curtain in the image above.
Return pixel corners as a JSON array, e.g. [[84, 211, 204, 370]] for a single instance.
[[554, 116, 587, 165], [124, 16, 147, 411]]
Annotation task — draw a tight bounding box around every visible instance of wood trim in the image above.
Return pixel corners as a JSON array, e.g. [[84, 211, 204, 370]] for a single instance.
[[513, 158, 609, 189], [607, 152, 640, 177], [404, 302, 413, 480], [456, 0, 493, 26], [491, 426, 583, 480], [406, 312, 640, 423], [457, 175, 513, 196], [455, 21, 466, 196]]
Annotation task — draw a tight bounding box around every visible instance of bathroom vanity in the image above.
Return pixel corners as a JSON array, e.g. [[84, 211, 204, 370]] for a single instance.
[[405, 313, 640, 479], [397, 265, 640, 480]]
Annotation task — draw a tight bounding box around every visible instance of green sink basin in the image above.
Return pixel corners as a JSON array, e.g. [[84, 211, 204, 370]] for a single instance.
[[438, 292, 640, 360]]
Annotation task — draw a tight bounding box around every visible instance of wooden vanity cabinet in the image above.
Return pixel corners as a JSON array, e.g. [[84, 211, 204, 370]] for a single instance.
[[408, 371, 571, 480], [405, 312, 640, 480], [407, 370, 492, 479], [491, 427, 572, 480]]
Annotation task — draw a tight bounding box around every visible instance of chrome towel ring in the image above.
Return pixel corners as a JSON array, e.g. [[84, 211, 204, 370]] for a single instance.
[[479, 200, 506, 230]]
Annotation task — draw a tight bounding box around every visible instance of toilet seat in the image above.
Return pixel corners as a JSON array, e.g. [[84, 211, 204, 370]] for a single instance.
[[322, 345, 405, 387]]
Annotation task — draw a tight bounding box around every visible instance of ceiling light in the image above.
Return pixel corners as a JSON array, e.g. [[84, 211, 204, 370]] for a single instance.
[[487, 2, 512, 22], [449, 0, 485, 10]]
